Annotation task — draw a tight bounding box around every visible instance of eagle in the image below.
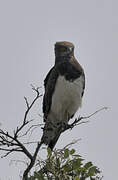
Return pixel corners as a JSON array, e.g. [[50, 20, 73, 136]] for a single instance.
[[41, 41, 85, 150]]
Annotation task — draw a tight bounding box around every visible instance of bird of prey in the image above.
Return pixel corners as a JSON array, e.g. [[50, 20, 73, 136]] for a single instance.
[[41, 41, 85, 150]]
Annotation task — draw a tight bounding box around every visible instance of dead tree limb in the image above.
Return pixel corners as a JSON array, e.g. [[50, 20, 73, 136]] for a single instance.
[[0, 85, 43, 180], [61, 107, 108, 132]]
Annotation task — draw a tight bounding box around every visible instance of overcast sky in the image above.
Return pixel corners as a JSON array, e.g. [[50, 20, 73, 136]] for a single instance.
[[0, 0, 118, 179]]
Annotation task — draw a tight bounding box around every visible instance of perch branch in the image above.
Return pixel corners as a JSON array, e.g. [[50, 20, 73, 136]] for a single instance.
[[62, 107, 108, 132]]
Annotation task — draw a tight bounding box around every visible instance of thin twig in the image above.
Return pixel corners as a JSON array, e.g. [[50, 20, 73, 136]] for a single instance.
[[19, 123, 44, 138], [0, 86, 43, 179], [24, 97, 29, 109], [62, 107, 108, 131], [81, 107, 108, 119], [63, 139, 81, 150]]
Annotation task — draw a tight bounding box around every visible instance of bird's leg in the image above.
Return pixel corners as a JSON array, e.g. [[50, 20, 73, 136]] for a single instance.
[[61, 123, 73, 132], [59, 112, 72, 132]]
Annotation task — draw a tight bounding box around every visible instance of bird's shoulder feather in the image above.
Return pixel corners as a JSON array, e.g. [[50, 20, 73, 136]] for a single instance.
[[43, 66, 59, 119]]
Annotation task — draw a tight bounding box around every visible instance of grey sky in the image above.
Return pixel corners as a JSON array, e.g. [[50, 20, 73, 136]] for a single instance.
[[0, 0, 117, 179]]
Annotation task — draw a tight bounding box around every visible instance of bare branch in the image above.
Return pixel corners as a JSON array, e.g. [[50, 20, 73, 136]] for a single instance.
[[81, 107, 108, 119], [0, 146, 23, 157], [62, 107, 108, 132], [0, 86, 43, 179], [0, 130, 33, 160], [62, 139, 81, 150], [23, 85, 42, 124], [23, 141, 43, 180], [19, 123, 44, 138], [24, 97, 29, 109], [13, 85, 42, 139]]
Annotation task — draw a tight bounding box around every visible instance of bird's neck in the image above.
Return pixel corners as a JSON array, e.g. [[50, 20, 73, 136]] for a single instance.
[[55, 55, 72, 64]]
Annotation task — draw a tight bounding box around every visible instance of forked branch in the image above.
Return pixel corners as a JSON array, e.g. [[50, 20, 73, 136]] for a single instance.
[[61, 107, 108, 132], [0, 85, 43, 180]]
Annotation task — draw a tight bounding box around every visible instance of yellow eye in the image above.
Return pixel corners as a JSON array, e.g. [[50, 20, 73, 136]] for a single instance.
[[59, 46, 67, 52]]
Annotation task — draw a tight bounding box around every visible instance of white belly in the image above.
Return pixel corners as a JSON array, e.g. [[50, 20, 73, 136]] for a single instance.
[[48, 75, 84, 123]]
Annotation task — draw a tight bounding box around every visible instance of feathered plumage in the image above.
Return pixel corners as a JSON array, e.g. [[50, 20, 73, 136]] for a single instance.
[[41, 41, 85, 150]]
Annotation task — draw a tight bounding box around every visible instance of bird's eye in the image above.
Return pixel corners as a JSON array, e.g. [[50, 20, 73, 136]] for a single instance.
[[69, 47, 72, 51], [59, 46, 67, 52]]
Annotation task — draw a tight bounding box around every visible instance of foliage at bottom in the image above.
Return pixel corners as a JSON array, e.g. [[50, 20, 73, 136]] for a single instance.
[[29, 146, 102, 180]]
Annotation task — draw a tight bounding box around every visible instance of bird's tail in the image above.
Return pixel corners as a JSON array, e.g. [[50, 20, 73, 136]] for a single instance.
[[41, 120, 62, 150], [48, 133, 61, 150]]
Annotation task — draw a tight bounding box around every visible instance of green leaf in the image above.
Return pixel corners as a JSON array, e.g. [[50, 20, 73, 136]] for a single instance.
[[56, 158, 60, 167], [64, 148, 69, 158], [72, 159, 82, 170], [88, 166, 100, 176], [63, 164, 72, 172], [73, 154, 83, 158], [47, 147, 52, 157], [84, 162, 93, 169], [29, 176, 35, 180], [34, 172, 46, 180], [74, 176, 80, 180], [70, 149, 76, 155]]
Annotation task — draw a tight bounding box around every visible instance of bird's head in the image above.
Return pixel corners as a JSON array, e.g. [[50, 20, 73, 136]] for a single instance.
[[55, 41, 74, 58]]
